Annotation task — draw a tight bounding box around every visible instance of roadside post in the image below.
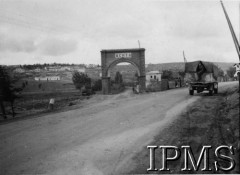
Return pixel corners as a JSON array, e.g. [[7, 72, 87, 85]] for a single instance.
[[49, 98, 55, 110]]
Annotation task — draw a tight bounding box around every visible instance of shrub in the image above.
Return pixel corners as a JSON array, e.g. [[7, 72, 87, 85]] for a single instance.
[[72, 72, 91, 90]]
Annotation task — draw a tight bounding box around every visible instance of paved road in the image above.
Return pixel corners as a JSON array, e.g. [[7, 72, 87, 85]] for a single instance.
[[0, 82, 236, 174]]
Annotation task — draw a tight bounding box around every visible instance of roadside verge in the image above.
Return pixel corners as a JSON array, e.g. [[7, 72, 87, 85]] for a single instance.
[[128, 84, 239, 174]]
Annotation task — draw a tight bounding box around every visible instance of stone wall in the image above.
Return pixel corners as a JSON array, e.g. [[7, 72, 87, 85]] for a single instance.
[[161, 79, 169, 91], [146, 79, 169, 92]]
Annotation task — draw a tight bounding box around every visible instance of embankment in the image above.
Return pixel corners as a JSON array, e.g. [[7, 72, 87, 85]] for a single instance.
[[129, 84, 239, 174]]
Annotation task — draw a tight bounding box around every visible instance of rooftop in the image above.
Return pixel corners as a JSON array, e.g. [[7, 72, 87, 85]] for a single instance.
[[146, 71, 162, 74]]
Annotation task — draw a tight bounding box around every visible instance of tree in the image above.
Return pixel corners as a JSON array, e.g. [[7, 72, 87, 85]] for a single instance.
[[92, 79, 102, 91], [72, 71, 91, 90], [218, 69, 224, 77], [211, 64, 224, 80], [178, 71, 185, 79], [114, 71, 123, 84], [226, 66, 235, 78], [162, 70, 173, 80], [0, 66, 22, 119]]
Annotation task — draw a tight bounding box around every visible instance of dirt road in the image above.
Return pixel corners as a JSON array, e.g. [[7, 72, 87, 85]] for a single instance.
[[0, 82, 236, 174]]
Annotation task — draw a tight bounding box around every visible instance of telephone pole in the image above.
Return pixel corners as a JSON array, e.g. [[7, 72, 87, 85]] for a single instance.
[[220, 2, 240, 171]]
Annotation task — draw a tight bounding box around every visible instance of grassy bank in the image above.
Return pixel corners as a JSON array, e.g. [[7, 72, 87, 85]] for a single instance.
[[0, 79, 99, 121], [129, 85, 239, 174], [1, 91, 90, 121]]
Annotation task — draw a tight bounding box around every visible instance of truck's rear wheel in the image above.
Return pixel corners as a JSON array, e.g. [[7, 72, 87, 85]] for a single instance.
[[209, 90, 213, 96], [214, 88, 218, 94], [189, 90, 194, 95]]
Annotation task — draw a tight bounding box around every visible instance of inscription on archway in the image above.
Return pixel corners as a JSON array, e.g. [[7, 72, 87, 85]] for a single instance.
[[101, 48, 146, 94]]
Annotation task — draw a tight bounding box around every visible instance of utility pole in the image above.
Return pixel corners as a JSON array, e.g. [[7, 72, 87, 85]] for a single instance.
[[220, 1, 240, 170], [138, 40, 141, 48], [220, 1, 240, 89], [220, 1, 240, 57], [183, 51, 187, 63]]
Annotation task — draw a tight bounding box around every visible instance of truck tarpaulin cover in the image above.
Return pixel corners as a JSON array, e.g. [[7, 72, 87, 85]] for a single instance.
[[185, 61, 218, 73], [185, 61, 219, 82]]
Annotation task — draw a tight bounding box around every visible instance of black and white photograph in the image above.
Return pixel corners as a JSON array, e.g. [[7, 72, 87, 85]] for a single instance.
[[0, 0, 239, 174]]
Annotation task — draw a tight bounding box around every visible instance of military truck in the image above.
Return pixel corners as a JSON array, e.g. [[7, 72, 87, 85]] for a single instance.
[[185, 61, 219, 96]]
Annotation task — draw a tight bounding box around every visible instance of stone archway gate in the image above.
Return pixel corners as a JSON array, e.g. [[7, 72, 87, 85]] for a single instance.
[[101, 48, 146, 94]]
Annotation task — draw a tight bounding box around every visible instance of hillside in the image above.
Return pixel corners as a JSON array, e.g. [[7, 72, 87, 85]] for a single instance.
[[115, 61, 234, 73], [213, 62, 235, 72], [8, 61, 234, 84]]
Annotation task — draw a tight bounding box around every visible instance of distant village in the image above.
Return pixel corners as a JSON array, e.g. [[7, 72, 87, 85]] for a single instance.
[[5, 61, 235, 85], [9, 63, 102, 82]]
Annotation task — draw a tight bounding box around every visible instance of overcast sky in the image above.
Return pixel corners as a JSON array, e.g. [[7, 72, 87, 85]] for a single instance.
[[0, 0, 239, 65]]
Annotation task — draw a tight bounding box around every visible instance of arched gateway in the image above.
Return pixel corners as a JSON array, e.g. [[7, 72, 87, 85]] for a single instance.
[[101, 48, 146, 94]]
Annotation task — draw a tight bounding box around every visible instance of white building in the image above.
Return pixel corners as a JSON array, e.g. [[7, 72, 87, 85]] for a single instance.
[[71, 66, 86, 73], [60, 66, 71, 71], [13, 68, 25, 73], [33, 68, 41, 72], [34, 76, 61, 81], [146, 71, 162, 81], [146, 71, 163, 89], [48, 66, 60, 72]]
